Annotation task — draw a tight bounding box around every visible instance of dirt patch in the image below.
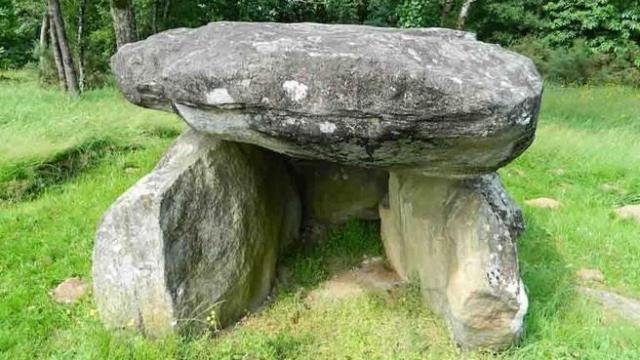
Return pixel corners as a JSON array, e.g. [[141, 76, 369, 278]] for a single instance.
[[51, 277, 88, 304], [615, 205, 640, 224], [525, 197, 562, 209], [306, 257, 402, 303]]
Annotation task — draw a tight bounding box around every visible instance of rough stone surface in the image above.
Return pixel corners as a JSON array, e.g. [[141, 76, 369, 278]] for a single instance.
[[112, 22, 543, 175], [92, 130, 300, 336], [379, 172, 527, 350], [293, 160, 388, 224], [52, 277, 88, 304], [615, 205, 640, 223], [579, 287, 640, 325], [525, 197, 561, 209]]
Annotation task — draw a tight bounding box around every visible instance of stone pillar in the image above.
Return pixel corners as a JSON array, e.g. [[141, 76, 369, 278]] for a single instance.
[[92, 131, 300, 336], [293, 160, 388, 225], [379, 171, 527, 350]]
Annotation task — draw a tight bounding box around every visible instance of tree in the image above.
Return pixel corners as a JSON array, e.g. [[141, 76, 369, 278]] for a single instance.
[[110, 0, 137, 48], [457, 0, 476, 30], [39, 12, 49, 73], [441, 0, 454, 26], [77, 0, 89, 92], [48, 0, 79, 96]]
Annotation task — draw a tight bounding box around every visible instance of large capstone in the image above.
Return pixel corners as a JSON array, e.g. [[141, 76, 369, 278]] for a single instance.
[[111, 22, 542, 176], [92, 130, 300, 336]]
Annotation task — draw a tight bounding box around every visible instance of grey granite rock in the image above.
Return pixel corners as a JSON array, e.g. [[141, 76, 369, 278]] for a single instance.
[[292, 160, 388, 225], [92, 130, 300, 336], [111, 22, 543, 176], [379, 172, 527, 350]]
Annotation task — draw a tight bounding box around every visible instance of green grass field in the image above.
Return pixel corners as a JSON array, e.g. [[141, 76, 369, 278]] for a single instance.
[[1, 70, 639, 359]]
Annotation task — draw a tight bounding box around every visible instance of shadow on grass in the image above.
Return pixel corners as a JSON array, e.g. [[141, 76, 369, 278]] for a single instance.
[[517, 214, 574, 343], [0, 138, 142, 202], [280, 219, 384, 290]]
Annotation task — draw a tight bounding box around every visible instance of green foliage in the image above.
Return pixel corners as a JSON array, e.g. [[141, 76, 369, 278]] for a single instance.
[[468, 0, 547, 45], [0, 0, 43, 68], [512, 36, 640, 85], [396, 0, 440, 28], [2, 0, 640, 85], [543, 0, 640, 72]]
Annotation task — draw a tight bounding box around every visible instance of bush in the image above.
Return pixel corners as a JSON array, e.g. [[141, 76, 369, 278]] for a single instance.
[[512, 37, 640, 86]]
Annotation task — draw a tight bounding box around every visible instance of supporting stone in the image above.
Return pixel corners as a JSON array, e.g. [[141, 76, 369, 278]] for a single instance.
[[379, 172, 527, 350], [92, 130, 300, 336], [292, 160, 388, 225]]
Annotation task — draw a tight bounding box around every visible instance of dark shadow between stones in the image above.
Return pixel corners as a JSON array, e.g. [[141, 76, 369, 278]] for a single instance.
[[277, 219, 384, 292]]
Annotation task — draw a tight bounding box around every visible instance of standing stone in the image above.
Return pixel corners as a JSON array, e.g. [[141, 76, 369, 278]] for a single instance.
[[92, 130, 300, 336], [293, 160, 388, 224], [380, 172, 527, 350]]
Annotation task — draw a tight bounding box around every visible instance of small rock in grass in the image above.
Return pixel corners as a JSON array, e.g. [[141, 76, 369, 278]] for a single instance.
[[601, 183, 624, 193], [615, 205, 640, 224], [576, 268, 605, 283], [578, 287, 640, 325], [52, 277, 87, 304], [525, 197, 562, 209]]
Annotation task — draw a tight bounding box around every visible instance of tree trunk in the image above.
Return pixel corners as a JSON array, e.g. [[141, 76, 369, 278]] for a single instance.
[[39, 13, 50, 71], [110, 0, 137, 48], [151, 0, 159, 33], [441, 0, 454, 27], [162, 0, 171, 29], [48, 13, 67, 91], [48, 0, 80, 96], [457, 0, 476, 30], [78, 0, 89, 92]]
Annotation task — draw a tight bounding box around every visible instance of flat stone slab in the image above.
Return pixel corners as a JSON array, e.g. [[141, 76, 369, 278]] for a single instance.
[[112, 22, 543, 175], [615, 205, 640, 223], [579, 287, 640, 325]]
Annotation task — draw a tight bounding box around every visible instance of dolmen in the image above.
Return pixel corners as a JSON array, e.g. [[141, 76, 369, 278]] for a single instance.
[[94, 22, 542, 350]]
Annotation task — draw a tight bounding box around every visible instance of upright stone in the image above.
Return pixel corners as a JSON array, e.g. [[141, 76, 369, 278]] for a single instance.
[[92, 130, 300, 336], [380, 172, 527, 349], [293, 160, 388, 225]]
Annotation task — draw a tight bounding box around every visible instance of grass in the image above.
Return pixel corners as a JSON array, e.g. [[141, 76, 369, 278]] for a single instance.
[[1, 71, 639, 359]]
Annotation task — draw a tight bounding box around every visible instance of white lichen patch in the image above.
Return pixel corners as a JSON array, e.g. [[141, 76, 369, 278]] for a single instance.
[[206, 88, 234, 105], [515, 110, 532, 125], [253, 38, 297, 53], [408, 48, 422, 62], [319, 121, 337, 133], [282, 80, 308, 102], [510, 280, 529, 332]]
